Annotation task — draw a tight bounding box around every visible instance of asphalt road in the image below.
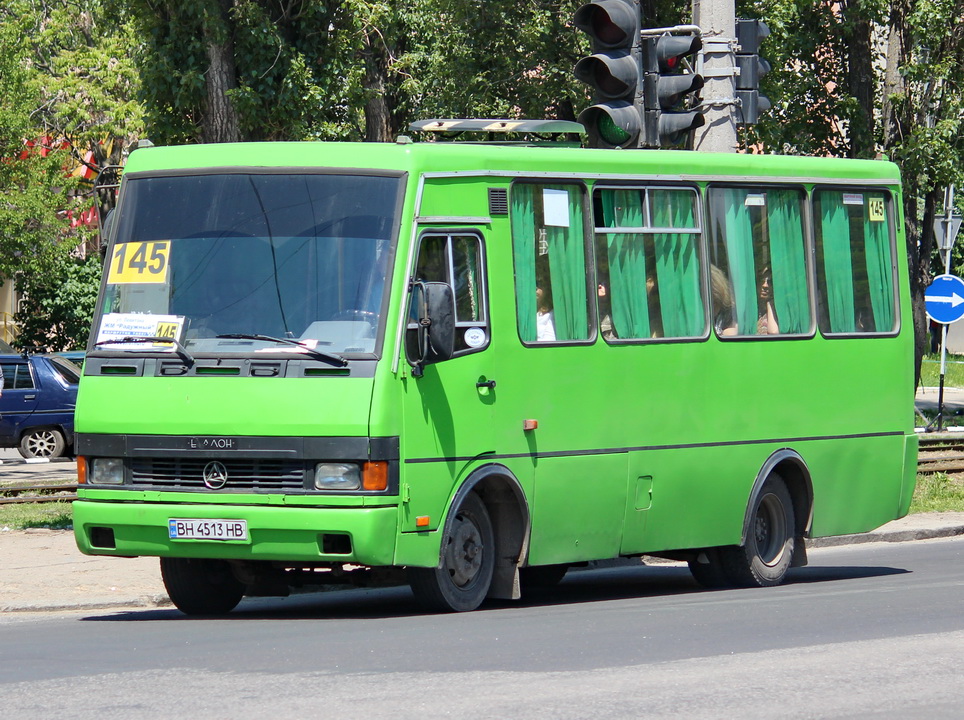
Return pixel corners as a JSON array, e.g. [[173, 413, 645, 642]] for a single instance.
[[0, 447, 76, 485], [2, 537, 964, 718]]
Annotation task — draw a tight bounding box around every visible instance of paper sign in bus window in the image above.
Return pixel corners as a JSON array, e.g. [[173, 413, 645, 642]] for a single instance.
[[96, 313, 184, 347], [543, 189, 570, 228], [107, 241, 171, 284]]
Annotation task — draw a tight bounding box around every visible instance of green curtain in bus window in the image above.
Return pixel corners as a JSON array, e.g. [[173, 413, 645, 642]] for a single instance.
[[545, 186, 589, 340], [651, 190, 704, 336], [721, 189, 758, 334], [510, 184, 538, 341], [766, 191, 809, 334], [601, 190, 650, 338], [863, 195, 895, 331], [819, 193, 856, 333]]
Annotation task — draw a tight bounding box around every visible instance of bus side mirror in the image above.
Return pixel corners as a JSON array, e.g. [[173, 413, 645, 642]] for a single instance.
[[412, 281, 455, 376]]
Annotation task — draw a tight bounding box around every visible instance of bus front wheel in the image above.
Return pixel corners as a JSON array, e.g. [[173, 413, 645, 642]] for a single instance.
[[722, 475, 795, 587], [408, 492, 495, 612], [160, 557, 245, 615]]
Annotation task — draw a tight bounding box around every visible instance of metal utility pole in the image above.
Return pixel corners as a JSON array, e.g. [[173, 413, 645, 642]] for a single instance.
[[691, 0, 737, 153]]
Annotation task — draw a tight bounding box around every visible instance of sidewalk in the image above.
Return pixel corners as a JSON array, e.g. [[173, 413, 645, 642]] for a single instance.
[[3, 513, 964, 613]]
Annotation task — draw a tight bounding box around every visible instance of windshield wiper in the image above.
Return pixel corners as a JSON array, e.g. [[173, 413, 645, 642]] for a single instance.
[[94, 336, 195, 365], [215, 334, 348, 367]]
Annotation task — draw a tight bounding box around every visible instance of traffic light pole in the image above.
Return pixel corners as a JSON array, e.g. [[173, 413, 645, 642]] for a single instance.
[[691, 0, 737, 153]]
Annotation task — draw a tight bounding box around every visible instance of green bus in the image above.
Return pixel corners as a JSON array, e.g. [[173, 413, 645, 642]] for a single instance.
[[73, 126, 918, 614]]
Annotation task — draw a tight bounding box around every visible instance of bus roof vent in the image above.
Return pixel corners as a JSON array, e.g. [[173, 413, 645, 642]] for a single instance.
[[488, 188, 509, 216]]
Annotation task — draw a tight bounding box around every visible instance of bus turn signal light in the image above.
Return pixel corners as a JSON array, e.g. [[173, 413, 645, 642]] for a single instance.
[[523, 419, 539, 431], [416, 516, 430, 527], [363, 461, 389, 491], [77, 456, 87, 484]]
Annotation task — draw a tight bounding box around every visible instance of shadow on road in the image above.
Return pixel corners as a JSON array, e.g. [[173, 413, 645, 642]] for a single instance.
[[78, 561, 910, 623]]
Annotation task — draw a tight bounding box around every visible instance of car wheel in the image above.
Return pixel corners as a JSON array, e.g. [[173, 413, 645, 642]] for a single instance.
[[160, 557, 245, 615], [408, 492, 495, 612], [721, 474, 795, 587], [18, 427, 67, 459]]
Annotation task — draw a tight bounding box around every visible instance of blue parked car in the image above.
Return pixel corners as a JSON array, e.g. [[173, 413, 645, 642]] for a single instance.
[[0, 353, 80, 458]]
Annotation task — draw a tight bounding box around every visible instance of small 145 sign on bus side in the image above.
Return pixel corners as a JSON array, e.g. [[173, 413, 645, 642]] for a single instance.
[[107, 241, 170, 284]]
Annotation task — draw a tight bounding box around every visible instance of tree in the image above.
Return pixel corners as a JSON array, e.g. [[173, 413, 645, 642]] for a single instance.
[[1, 1, 144, 350], [15, 251, 103, 351], [122, 0, 360, 143]]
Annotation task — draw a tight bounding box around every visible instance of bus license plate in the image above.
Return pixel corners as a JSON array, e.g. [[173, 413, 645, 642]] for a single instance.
[[169, 518, 249, 542]]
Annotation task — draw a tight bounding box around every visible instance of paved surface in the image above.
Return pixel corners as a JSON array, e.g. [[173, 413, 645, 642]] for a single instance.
[[2, 513, 964, 614]]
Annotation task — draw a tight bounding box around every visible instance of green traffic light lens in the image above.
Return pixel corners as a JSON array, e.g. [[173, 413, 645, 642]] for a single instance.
[[598, 114, 631, 146]]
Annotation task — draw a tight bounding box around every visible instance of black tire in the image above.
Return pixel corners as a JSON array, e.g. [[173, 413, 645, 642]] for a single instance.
[[408, 492, 495, 612], [18, 427, 66, 459], [687, 548, 733, 589], [721, 474, 795, 587], [519, 564, 569, 597], [160, 557, 245, 615]]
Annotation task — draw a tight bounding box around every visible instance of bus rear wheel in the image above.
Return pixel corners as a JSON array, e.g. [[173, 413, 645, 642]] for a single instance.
[[722, 475, 795, 587], [408, 492, 494, 612], [160, 557, 245, 615]]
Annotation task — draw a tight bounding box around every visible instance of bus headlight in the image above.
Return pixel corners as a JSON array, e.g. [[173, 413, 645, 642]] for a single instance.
[[89, 458, 125, 485], [314, 463, 361, 490]]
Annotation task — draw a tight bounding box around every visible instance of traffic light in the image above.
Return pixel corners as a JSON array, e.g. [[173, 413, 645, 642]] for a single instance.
[[573, 0, 642, 148], [735, 19, 771, 125], [641, 32, 705, 147]]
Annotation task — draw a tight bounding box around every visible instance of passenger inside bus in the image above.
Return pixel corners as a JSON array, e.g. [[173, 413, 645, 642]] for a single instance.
[[757, 265, 780, 335], [711, 265, 738, 336], [598, 283, 616, 340], [536, 287, 555, 341]]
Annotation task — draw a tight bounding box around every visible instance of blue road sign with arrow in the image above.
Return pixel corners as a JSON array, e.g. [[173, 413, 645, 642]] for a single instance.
[[925, 274, 964, 324]]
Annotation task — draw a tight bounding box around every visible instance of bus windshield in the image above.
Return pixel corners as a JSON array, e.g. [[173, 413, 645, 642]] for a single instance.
[[95, 172, 401, 356]]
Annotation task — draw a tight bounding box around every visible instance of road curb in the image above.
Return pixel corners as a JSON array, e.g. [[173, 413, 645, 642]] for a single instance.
[[807, 524, 964, 548], [1, 594, 172, 614]]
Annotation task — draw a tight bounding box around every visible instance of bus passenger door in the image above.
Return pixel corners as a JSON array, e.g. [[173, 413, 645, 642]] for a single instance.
[[399, 230, 497, 530]]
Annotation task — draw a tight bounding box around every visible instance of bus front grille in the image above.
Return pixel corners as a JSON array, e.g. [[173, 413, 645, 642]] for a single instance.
[[129, 458, 306, 492]]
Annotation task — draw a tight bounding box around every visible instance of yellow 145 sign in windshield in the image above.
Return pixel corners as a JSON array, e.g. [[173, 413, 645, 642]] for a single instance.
[[107, 241, 170, 284]]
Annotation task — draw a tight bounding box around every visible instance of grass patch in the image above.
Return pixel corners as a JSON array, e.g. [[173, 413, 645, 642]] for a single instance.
[[0, 502, 73, 531], [920, 353, 964, 388], [910, 472, 964, 513]]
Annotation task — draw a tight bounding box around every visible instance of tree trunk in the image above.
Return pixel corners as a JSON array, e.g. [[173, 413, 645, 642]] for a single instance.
[[202, 40, 241, 144], [362, 29, 393, 142], [881, 3, 927, 387], [846, 18, 875, 158], [201, 0, 240, 144]]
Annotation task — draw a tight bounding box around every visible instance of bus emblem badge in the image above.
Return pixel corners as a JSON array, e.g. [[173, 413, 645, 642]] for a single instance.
[[202, 461, 229, 490]]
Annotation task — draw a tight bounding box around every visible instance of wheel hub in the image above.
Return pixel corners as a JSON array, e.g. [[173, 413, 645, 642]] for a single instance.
[[27, 431, 58, 457], [444, 514, 483, 587]]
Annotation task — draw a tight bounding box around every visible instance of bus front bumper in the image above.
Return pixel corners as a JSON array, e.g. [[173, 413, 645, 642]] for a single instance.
[[73, 499, 399, 566]]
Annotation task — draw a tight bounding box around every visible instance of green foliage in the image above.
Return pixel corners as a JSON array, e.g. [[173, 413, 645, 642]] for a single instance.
[[14, 250, 103, 352], [919, 354, 964, 388], [911, 472, 964, 513], [0, 502, 73, 531], [1, 1, 143, 350], [122, 0, 357, 142]]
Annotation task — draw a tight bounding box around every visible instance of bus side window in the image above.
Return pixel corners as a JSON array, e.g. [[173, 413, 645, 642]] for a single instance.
[[406, 232, 488, 361], [814, 189, 896, 334], [510, 183, 592, 343], [707, 186, 811, 337], [593, 186, 704, 341]]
